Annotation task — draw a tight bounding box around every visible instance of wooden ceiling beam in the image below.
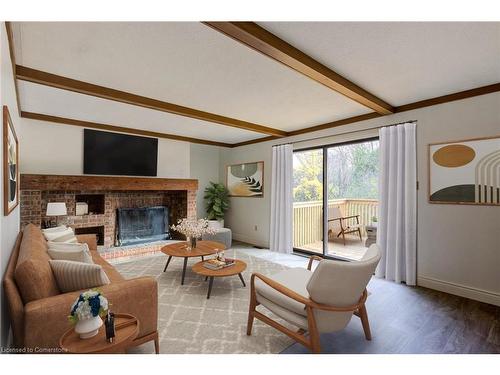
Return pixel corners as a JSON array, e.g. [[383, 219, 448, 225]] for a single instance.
[[5, 22, 22, 116], [393, 83, 500, 113], [20, 111, 233, 148], [16, 65, 288, 138], [204, 22, 394, 115], [230, 135, 280, 148], [232, 82, 500, 147]]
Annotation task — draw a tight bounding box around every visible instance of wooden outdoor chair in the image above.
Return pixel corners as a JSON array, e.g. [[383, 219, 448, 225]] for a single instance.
[[246, 245, 381, 353], [328, 205, 363, 245]]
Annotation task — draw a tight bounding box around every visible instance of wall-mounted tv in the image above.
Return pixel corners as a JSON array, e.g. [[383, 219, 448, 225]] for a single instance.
[[83, 129, 158, 176]]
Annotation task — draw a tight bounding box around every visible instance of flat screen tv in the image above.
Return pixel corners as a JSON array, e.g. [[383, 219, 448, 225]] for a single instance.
[[83, 129, 158, 176]]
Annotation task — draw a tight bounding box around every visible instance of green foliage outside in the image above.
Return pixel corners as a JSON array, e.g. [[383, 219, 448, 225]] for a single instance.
[[204, 182, 230, 220], [293, 140, 379, 202]]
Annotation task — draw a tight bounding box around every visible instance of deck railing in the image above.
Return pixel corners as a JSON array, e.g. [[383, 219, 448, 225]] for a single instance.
[[293, 199, 378, 248]]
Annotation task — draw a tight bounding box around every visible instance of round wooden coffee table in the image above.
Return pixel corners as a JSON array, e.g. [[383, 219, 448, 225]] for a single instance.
[[161, 241, 225, 285], [59, 313, 139, 354], [192, 259, 247, 299]]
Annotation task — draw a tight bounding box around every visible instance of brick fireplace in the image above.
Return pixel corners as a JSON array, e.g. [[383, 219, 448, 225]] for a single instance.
[[20, 174, 198, 248]]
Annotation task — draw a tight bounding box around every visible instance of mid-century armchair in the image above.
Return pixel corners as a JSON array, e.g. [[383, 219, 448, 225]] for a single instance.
[[328, 205, 363, 245], [246, 245, 381, 353]]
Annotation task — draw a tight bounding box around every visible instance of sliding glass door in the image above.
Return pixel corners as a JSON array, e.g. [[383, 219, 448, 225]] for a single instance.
[[292, 148, 323, 254], [293, 138, 379, 260]]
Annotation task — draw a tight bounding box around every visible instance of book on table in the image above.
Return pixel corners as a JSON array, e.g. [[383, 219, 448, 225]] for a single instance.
[[203, 258, 236, 270]]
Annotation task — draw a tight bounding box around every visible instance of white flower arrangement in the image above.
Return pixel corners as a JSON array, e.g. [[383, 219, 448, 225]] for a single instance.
[[69, 289, 108, 323], [170, 218, 217, 239]]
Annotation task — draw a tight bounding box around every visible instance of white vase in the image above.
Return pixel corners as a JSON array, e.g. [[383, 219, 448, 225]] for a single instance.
[[75, 315, 103, 339]]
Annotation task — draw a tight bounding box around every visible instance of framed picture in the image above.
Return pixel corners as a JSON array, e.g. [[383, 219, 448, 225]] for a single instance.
[[429, 135, 500, 206], [226, 161, 264, 197], [3, 106, 19, 215]]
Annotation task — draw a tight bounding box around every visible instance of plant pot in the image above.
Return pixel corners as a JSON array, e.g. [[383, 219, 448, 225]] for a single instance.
[[74, 315, 103, 339], [208, 220, 224, 230]]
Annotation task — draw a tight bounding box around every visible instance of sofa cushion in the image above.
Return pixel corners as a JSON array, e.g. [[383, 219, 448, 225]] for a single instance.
[[47, 242, 94, 264], [255, 267, 312, 317], [15, 224, 60, 303], [49, 260, 110, 292]]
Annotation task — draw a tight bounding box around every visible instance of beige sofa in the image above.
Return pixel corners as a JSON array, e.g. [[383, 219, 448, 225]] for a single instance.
[[3, 224, 159, 352]]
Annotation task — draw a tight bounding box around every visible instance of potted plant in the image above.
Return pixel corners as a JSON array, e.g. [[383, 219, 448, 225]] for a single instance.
[[204, 182, 230, 229], [69, 289, 108, 339]]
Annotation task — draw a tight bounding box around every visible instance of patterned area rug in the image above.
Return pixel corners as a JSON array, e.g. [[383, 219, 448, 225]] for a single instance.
[[114, 249, 295, 354]]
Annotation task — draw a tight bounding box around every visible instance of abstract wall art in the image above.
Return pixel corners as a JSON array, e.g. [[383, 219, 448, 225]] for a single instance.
[[226, 161, 264, 197], [3, 106, 19, 215], [429, 135, 500, 205]]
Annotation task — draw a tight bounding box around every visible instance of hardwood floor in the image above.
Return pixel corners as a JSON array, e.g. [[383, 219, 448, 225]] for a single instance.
[[281, 277, 500, 354]]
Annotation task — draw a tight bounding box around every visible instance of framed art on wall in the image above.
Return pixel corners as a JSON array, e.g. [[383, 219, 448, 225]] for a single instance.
[[429, 135, 500, 206], [226, 161, 264, 197], [3, 106, 19, 216]]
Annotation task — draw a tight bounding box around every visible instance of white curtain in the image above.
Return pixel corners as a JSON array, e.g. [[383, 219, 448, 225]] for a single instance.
[[376, 123, 417, 285], [270, 144, 293, 254]]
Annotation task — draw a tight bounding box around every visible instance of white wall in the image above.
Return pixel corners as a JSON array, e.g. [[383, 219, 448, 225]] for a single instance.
[[190, 143, 221, 218], [220, 92, 500, 306], [1, 22, 22, 347], [20, 120, 191, 178]]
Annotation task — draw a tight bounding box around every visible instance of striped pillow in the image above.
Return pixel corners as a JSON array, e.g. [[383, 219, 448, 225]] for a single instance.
[[49, 260, 110, 292], [47, 243, 94, 264]]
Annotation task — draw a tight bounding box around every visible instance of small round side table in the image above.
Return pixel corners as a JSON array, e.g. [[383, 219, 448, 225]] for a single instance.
[[59, 313, 139, 354], [192, 259, 247, 299], [161, 240, 225, 285]]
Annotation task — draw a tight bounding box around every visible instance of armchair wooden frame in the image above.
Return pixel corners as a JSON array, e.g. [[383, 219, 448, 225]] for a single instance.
[[328, 214, 363, 245], [246, 256, 371, 353]]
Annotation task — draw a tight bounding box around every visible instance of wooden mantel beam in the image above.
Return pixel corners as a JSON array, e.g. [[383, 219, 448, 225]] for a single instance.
[[21, 174, 199, 192], [16, 65, 288, 138], [203, 22, 394, 115]]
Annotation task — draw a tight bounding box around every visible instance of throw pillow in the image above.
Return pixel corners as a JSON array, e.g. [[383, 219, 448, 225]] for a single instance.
[[47, 243, 93, 264], [42, 225, 68, 233], [43, 227, 78, 243], [49, 260, 110, 292]]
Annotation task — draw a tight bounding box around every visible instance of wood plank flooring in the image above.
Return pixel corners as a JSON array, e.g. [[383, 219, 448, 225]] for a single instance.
[[281, 277, 500, 354]]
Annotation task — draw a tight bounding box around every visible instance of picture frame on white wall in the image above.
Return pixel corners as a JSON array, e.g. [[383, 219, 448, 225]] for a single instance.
[[226, 161, 264, 198], [3, 105, 20, 216], [429, 135, 500, 206]]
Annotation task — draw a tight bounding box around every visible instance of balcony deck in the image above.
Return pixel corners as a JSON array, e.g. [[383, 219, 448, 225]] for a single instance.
[[293, 198, 377, 261], [298, 234, 368, 260]]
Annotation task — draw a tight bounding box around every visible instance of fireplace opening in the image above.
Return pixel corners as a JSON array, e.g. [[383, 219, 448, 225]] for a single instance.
[[75, 225, 105, 246], [116, 206, 171, 246]]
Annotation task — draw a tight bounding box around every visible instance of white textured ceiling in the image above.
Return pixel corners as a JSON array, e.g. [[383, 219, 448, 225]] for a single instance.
[[11, 22, 500, 144], [18, 81, 267, 144], [12, 22, 369, 133], [259, 22, 500, 106]]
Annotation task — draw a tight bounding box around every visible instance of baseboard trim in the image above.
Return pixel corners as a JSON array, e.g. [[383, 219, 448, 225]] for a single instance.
[[232, 232, 268, 249], [417, 276, 500, 306]]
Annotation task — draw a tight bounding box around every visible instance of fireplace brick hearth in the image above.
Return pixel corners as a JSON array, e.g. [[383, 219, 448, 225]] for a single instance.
[[20, 174, 198, 248]]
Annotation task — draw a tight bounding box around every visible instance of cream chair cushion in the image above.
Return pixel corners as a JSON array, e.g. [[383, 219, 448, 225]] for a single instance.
[[257, 294, 308, 330], [255, 268, 312, 316], [307, 245, 381, 307]]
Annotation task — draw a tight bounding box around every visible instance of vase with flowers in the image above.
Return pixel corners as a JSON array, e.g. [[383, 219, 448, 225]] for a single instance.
[[69, 289, 109, 339], [170, 218, 217, 249]]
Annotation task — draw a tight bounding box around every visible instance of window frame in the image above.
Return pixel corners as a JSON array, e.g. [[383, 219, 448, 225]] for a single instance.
[[292, 136, 380, 260]]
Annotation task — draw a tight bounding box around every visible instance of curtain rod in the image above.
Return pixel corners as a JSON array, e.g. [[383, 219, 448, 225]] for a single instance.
[[273, 119, 417, 147]]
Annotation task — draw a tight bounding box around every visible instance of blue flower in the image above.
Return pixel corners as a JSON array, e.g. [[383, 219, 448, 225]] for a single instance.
[[88, 295, 101, 317]]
